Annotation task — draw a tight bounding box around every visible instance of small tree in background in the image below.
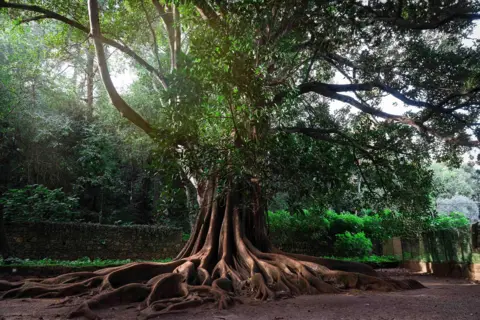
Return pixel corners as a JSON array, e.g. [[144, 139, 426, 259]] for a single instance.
[[437, 195, 479, 223]]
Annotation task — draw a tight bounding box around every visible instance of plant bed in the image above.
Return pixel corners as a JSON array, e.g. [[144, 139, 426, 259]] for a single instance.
[[0, 265, 114, 281], [0, 257, 173, 281], [320, 255, 400, 269]]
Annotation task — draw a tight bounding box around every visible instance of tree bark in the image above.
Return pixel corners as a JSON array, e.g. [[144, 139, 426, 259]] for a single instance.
[[85, 43, 95, 120], [88, 0, 155, 136]]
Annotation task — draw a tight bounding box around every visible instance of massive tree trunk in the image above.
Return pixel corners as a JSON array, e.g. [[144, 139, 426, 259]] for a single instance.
[[0, 176, 424, 319]]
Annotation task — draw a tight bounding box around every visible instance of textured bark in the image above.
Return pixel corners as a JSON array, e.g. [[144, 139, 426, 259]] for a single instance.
[[0, 179, 424, 319], [152, 0, 181, 71], [85, 43, 95, 120]]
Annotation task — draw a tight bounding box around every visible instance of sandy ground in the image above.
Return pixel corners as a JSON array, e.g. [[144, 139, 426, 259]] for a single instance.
[[1, 269, 479, 320]]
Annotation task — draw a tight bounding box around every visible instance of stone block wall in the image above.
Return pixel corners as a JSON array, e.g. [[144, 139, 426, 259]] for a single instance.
[[5, 222, 183, 260], [474, 222, 480, 251]]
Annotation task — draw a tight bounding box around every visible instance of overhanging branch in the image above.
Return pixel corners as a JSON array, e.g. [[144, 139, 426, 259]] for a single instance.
[[273, 81, 480, 147], [88, 0, 154, 137], [0, 0, 168, 89]]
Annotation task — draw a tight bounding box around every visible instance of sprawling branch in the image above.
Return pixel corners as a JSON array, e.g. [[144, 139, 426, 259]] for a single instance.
[[17, 14, 47, 23], [273, 81, 480, 147], [273, 81, 443, 112], [0, 0, 168, 89], [88, 0, 154, 136]]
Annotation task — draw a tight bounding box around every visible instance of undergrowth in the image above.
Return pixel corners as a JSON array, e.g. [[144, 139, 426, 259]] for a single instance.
[[0, 255, 398, 267], [0, 257, 172, 267]]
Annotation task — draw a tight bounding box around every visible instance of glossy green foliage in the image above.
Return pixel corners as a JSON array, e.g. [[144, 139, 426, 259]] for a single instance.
[[428, 212, 470, 231], [334, 232, 373, 258]]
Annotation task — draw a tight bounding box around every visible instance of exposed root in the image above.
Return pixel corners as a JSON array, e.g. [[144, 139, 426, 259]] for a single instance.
[[0, 253, 424, 319], [0, 184, 424, 318]]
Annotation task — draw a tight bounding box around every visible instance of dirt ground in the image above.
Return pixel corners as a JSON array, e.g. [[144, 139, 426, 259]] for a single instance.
[[1, 269, 479, 320]]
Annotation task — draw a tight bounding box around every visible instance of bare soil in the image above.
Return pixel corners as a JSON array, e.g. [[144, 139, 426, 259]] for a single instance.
[[1, 269, 479, 320]]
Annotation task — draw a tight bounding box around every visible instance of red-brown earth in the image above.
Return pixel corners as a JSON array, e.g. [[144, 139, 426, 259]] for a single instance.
[[1, 268, 479, 320]]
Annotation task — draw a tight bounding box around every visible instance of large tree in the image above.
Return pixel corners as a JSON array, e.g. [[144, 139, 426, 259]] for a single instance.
[[1, 0, 480, 318]]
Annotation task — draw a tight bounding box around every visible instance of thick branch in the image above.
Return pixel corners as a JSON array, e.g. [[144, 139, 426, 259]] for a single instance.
[[18, 14, 47, 24], [193, 0, 221, 27], [273, 80, 480, 146], [88, 0, 154, 136], [152, 0, 179, 71], [0, 0, 168, 89], [321, 90, 479, 147]]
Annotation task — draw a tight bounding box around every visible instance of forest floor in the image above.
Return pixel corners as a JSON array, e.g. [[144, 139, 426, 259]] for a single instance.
[[0, 269, 479, 320]]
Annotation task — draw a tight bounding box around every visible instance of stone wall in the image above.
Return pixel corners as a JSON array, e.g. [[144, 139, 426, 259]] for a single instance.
[[270, 238, 328, 256], [5, 222, 326, 260], [473, 222, 479, 251], [5, 222, 183, 260], [402, 260, 480, 281]]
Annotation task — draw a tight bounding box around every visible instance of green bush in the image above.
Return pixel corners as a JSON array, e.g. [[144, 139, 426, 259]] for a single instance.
[[268, 210, 329, 244], [0, 184, 80, 222], [428, 212, 470, 231], [326, 210, 364, 236], [268, 208, 472, 258], [334, 231, 373, 258]]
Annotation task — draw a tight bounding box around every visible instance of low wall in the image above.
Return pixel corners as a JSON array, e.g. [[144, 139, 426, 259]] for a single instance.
[[5, 222, 183, 260], [269, 232, 329, 257], [5, 222, 325, 261], [402, 260, 480, 281], [473, 222, 479, 251]]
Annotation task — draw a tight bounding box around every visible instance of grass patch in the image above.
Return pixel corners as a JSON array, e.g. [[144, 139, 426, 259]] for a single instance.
[[0, 255, 399, 268], [322, 255, 400, 264], [0, 257, 172, 268]]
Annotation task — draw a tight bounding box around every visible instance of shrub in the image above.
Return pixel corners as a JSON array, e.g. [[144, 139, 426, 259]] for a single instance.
[[0, 184, 80, 222], [268, 210, 329, 243], [268, 207, 469, 257], [334, 231, 373, 258], [325, 210, 364, 235], [428, 212, 470, 231]]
